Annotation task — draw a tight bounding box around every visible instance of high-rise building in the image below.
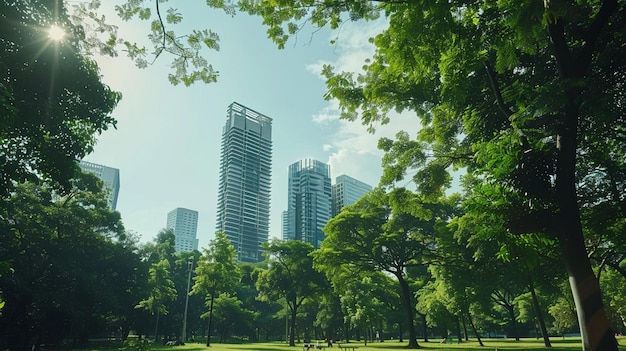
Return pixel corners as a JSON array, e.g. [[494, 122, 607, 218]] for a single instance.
[[332, 174, 372, 216], [215, 102, 272, 263], [284, 158, 332, 248], [78, 160, 120, 210], [167, 208, 199, 253]]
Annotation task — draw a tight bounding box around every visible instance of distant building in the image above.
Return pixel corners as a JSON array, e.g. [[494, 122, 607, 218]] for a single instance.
[[215, 102, 272, 263], [284, 159, 332, 248], [167, 208, 199, 253], [281, 210, 288, 241], [78, 160, 120, 210], [331, 174, 372, 216]]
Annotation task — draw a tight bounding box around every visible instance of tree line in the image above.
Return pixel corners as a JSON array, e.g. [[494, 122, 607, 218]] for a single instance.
[[1, 173, 625, 349]]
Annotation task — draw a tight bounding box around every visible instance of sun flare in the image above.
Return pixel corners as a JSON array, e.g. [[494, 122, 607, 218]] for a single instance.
[[48, 25, 65, 41]]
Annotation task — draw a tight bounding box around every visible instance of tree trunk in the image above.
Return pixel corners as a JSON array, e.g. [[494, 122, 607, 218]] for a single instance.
[[419, 312, 428, 342], [206, 294, 214, 347], [461, 314, 468, 341], [397, 274, 419, 348], [504, 304, 520, 341], [554, 90, 617, 351], [455, 315, 462, 344], [289, 300, 297, 346], [154, 310, 160, 343], [467, 312, 483, 347], [530, 284, 551, 347]]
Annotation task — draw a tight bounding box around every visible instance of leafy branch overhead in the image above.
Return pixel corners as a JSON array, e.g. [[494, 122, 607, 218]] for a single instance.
[[71, 0, 223, 86]]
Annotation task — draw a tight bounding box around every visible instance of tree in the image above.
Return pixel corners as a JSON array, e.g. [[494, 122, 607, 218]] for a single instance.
[[236, 262, 283, 341], [212, 293, 256, 342], [0, 1, 120, 196], [315, 188, 447, 348], [136, 258, 177, 342], [191, 231, 240, 346], [0, 173, 140, 348], [256, 239, 326, 346]]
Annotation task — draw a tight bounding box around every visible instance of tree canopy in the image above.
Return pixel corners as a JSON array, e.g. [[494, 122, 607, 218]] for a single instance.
[[0, 1, 120, 196]]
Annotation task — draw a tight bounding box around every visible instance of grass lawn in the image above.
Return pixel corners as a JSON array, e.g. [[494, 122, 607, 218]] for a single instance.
[[82, 336, 626, 351]]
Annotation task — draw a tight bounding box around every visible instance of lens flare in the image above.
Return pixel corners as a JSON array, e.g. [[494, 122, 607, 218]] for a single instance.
[[48, 25, 65, 41]]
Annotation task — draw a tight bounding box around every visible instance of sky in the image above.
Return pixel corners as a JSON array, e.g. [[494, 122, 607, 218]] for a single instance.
[[83, 1, 419, 248]]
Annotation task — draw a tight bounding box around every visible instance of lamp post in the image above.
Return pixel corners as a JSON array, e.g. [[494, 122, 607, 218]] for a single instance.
[[181, 257, 194, 343]]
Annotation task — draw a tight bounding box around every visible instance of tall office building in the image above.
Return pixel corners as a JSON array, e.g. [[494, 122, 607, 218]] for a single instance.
[[78, 160, 120, 210], [167, 208, 199, 253], [215, 102, 272, 263], [284, 159, 332, 248], [331, 174, 372, 216]]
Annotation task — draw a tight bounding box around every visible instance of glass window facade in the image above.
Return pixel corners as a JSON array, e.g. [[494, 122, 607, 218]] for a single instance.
[[215, 102, 272, 263]]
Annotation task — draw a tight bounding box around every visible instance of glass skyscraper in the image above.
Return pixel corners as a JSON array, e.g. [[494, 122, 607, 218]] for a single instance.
[[284, 158, 332, 248], [331, 174, 372, 216], [215, 102, 272, 263], [167, 208, 199, 253]]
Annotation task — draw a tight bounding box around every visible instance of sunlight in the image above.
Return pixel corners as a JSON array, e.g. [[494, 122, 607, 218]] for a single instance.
[[48, 25, 65, 41]]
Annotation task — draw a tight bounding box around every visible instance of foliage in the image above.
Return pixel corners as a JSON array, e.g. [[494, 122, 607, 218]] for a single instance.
[[69, 0, 221, 86], [0, 174, 142, 348], [316, 188, 454, 348], [0, 1, 120, 196], [257, 239, 326, 346], [192, 232, 240, 300], [211, 293, 256, 342], [136, 259, 177, 316], [191, 231, 240, 346]]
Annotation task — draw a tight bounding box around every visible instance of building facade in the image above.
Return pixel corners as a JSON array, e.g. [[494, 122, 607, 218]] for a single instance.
[[331, 174, 372, 216], [78, 160, 120, 210], [215, 102, 272, 263], [284, 159, 332, 248], [167, 208, 199, 253]]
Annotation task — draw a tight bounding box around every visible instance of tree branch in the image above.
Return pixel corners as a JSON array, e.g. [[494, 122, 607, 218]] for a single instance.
[[579, 0, 618, 72], [483, 61, 514, 120]]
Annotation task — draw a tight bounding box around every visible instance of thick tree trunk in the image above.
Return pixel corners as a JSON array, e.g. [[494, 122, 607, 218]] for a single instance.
[[554, 91, 617, 351], [397, 274, 419, 348], [529, 283, 551, 347]]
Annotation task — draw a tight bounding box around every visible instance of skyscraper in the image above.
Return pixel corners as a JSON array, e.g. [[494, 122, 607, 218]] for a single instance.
[[166, 208, 199, 253], [215, 102, 272, 263], [78, 160, 120, 210], [284, 158, 332, 248], [331, 174, 372, 216]]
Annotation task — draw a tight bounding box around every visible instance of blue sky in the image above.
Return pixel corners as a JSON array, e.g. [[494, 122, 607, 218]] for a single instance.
[[84, 1, 418, 248]]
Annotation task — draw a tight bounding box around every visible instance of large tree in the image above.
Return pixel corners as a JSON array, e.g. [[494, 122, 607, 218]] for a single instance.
[[191, 231, 240, 346], [256, 239, 326, 347], [0, 173, 139, 349], [0, 1, 120, 196], [315, 188, 448, 348]]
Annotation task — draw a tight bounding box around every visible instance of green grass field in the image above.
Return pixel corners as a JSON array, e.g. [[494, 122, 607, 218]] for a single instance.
[[96, 336, 626, 351]]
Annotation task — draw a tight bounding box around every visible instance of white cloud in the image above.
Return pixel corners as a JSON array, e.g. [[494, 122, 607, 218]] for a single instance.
[[311, 104, 341, 124], [306, 18, 422, 186]]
